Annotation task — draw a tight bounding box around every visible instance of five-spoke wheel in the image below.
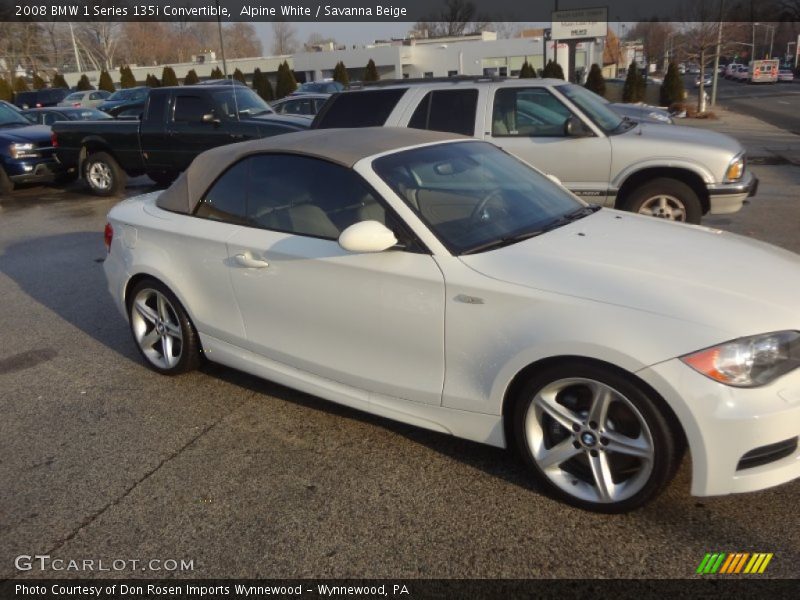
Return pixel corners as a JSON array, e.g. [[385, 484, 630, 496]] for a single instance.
[[514, 362, 680, 512]]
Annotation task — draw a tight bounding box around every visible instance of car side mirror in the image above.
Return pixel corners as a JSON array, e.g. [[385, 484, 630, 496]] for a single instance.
[[201, 112, 220, 125], [338, 221, 398, 253], [564, 115, 592, 137]]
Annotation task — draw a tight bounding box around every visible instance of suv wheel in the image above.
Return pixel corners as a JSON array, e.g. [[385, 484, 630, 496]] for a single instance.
[[625, 178, 702, 224]]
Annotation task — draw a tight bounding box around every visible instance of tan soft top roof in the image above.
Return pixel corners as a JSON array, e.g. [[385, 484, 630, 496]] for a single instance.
[[156, 127, 467, 214]]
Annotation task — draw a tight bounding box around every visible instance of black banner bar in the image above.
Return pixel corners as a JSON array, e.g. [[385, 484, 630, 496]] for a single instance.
[[1, 0, 796, 23], [2, 579, 799, 600]]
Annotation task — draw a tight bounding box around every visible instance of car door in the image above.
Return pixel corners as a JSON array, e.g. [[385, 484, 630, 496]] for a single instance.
[[166, 92, 230, 171], [224, 153, 446, 405], [485, 85, 613, 203]]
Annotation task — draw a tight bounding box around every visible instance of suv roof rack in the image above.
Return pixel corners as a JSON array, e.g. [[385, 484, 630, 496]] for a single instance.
[[348, 75, 508, 89]]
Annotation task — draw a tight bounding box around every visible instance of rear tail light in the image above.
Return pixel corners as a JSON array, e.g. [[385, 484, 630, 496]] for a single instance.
[[51, 131, 58, 147], [104, 223, 113, 252], [73, 103, 80, 107]]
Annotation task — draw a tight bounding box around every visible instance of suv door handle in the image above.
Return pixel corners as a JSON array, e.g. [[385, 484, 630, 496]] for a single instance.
[[234, 253, 269, 268]]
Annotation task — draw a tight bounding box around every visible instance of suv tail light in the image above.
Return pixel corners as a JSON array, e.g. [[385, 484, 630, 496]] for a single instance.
[[104, 223, 113, 252], [50, 131, 58, 147]]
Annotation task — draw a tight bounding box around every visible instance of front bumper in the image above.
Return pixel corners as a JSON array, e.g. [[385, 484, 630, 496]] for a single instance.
[[706, 171, 758, 215], [638, 359, 800, 496], [6, 157, 65, 184]]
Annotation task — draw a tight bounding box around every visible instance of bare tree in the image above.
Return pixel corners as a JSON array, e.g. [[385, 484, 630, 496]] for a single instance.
[[305, 33, 338, 51], [272, 21, 298, 55], [681, 1, 723, 112], [78, 22, 120, 70], [412, 0, 487, 38], [224, 23, 262, 59]]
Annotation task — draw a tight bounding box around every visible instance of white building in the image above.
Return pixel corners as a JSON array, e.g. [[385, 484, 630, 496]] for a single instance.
[[62, 32, 602, 88]]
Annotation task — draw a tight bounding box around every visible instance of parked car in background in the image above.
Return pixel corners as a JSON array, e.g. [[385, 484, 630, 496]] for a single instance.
[[724, 63, 742, 79], [0, 101, 66, 195], [22, 107, 112, 125], [678, 63, 687, 74], [97, 87, 149, 114], [778, 68, 795, 82], [312, 78, 756, 223], [104, 127, 800, 513], [606, 101, 673, 125], [734, 66, 750, 81], [270, 93, 329, 117], [293, 81, 345, 95], [112, 103, 146, 119], [694, 73, 712, 88], [13, 88, 70, 109], [53, 85, 309, 195], [58, 90, 110, 108]]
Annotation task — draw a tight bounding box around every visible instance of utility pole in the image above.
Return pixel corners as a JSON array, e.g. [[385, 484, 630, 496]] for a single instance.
[[215, 0, 228, 77], [710, 0, 724, 107]]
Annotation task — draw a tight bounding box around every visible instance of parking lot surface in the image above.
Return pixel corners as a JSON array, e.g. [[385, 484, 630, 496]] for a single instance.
[[1, 163, 799, 579]]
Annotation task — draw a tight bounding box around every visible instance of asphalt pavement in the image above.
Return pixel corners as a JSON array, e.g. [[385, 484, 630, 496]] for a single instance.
[[1, 163, 800, 580]]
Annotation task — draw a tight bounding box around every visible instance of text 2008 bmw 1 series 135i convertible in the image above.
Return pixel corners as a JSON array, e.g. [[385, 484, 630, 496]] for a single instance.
[[103, 127, 800, 512]]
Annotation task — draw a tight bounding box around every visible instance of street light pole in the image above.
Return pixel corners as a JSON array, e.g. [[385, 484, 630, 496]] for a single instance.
[[215, 0, 228, 78]]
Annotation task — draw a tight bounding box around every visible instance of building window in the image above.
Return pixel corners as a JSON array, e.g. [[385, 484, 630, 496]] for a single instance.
[[447, 70, 458, 77], [423, 72, 434, 78]]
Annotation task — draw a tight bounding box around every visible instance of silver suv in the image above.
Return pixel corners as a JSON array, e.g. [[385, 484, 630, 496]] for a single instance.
[[313, 78, 757, 224]]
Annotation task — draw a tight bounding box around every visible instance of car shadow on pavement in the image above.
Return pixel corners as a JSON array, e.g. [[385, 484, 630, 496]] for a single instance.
[[0, 231, 140, 363]]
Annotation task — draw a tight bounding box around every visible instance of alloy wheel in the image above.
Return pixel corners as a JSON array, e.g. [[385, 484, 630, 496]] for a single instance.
[[87, 161, 113, 191], [130, 288, 183, 370], [524, 377, 655, 504], [637, 194, 686, 221]]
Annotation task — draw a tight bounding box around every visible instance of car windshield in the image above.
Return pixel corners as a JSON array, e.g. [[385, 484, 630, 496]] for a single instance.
[[557, 84, 626, 133], [373, 141, 591, 255], [212, 87, 274, 117], [0, 103, 31, 127], [299, 81, 342, 93], [108, 88, 144, 101]]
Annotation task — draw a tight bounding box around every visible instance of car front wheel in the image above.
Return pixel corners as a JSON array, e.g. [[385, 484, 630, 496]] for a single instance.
[[512, 361, 680, 513], [127, 279, 201, 375], [625, 178, 702, 224], [84, 151, 126, 196]]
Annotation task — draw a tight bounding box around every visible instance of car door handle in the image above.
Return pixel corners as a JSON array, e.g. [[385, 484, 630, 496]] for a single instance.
[[230, 133, 245, 139], [234, 253, 269, 268]]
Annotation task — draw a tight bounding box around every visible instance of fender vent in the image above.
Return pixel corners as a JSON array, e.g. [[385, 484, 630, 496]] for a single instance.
[[737, 437, 798, 471]]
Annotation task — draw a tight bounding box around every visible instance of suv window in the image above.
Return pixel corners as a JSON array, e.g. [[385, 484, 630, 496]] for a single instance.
[[173, 94, 214, 122], [408, 89, 478, 136], [195, 154, 391, 240], [313, 89, 406, 128], [492, 87, 572, 137]]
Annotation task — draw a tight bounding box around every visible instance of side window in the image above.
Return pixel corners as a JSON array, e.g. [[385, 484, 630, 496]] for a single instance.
[[173, 95, 214, 122], [408, 89, 478, 136], [194, 159, 250, 224], [246, 154, 385, 240], [492, 88, 572, 137], [313, 89, 406, 128], [43, 113, 58, 125], [144, 92, 168, 125]]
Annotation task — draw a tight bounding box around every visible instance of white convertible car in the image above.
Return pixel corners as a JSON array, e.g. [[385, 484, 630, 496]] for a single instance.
[[104, 128, 800, 512]]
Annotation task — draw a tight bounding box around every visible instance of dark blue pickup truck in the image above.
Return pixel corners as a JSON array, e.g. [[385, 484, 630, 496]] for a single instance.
[[0, 101, 65, 196]]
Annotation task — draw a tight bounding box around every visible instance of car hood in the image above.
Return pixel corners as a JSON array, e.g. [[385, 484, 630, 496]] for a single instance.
[[459, 209, 800, 337], [620, 121, 741, 155], [0, 124, 53, 144]]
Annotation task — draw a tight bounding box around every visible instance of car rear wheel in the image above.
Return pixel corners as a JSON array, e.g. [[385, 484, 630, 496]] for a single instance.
[[127, 279, 201, 375], [512, 361, 679, 513], [84, 151, 126, 196], [625, 178, 702, 224], [0, 168, 13, 195]]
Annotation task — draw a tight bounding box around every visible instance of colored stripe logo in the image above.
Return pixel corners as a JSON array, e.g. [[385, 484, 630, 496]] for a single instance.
[[696, 552, 773, 574]]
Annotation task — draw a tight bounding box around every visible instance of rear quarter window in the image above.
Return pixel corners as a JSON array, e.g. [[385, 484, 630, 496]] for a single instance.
[[313, 89, 407, 128]]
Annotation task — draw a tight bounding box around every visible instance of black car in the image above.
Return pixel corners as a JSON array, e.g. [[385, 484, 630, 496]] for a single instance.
[[97, 87, 149, 114], [13, 88, 70, 109], [22, 107, 112, 126]]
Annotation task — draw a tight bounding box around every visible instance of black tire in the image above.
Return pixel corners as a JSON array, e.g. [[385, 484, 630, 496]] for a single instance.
[[0, 168, 14, 196], [624, 177, 703, 224], [148, 170, 178, 187], [512, 360, 679, 513], [83, 151, 126, 196], [126, 278, 201, 375]]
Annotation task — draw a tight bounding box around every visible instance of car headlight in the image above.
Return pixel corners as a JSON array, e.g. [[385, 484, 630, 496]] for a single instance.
[[648, 111, 673, 124], [681, 331, 800, 387], [725, 154, 745, 181], [9, 142, 39, 159]]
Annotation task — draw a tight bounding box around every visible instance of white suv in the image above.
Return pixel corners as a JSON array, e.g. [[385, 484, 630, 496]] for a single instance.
[[313, 78, 758, 224]]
